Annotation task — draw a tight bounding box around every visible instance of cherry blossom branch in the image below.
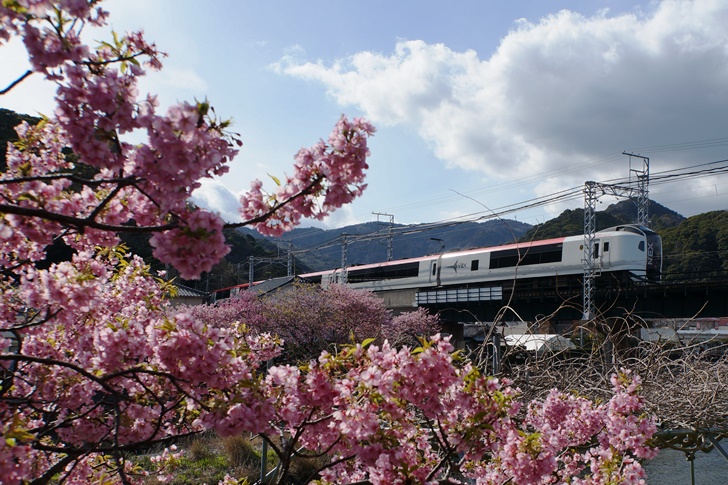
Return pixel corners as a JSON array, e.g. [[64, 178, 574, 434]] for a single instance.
[[0, 203, 177, 233], [228, 174, 324, 229], [0, 173, 133, 188], [0, 354, 117, 393], [28, 454, 77, 485], [0, 70, 33, 95]]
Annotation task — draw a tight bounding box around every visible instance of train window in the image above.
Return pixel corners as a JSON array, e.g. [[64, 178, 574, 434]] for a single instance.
[[432, 263, 437, 276], [304, 275, 323, 285], [604, 242, 610, 252], [489, 243, 563, 269], [638, 241, 645, 251], [593, 243, 600, 258], [471, 260, 479, 271], [347, 262, 420, 283]]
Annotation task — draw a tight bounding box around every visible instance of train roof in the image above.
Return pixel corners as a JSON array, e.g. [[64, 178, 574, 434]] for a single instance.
[[443, 236, 567, 258], [297, 252, 437, 278], [297, 236, 569, 277]]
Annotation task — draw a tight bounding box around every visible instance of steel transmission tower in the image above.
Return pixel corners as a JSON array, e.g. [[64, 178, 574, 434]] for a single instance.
[[582, 154, 649, 320], [340, 233, 348, 284], [372, 212, 395, 261], [286, 240, 294, 276], [626, 152, 650, 227]]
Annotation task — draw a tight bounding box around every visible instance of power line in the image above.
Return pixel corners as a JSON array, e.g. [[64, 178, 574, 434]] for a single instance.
[[261, 157, 728, 259]]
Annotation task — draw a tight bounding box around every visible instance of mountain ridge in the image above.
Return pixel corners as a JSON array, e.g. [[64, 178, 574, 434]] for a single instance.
[[238, 218, 534, 272], [2, 107, 723, 288], [240, 198, 687, 272]]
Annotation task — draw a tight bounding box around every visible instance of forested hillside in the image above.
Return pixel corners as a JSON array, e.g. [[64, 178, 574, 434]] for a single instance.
[[120, 228, 300, 292], [0, 108, 41, 170], [661, 210, 728, 281], [520, 199, 684, 241]]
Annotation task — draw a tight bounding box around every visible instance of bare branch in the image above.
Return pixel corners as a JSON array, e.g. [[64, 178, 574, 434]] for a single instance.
[[0, 69, 33, 95], [0, 203, 177, 233]]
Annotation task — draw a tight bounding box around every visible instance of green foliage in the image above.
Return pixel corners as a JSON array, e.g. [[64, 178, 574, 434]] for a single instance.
[[603, 198, 684, 229], [0, 107, 41, 171], [171, 454, 231, 485], [136, 433, 322, 485], [661, 210, 728, 281], [521, 208, 623, 241], [520, 199, 685, 241]]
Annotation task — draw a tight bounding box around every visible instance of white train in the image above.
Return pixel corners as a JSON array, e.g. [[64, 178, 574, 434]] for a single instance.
[[298, 225, 662, 294]]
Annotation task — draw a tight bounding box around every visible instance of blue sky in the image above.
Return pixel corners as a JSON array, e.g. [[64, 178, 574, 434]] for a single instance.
[[3, 0, 728, 229]]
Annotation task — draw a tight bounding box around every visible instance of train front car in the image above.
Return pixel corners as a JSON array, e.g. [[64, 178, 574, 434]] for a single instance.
[[601, 225, 662, 283], [643, 226, 663, 281]]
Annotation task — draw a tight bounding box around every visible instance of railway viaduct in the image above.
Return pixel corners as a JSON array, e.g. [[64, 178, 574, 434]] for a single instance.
[[375, 278, 728, 336]]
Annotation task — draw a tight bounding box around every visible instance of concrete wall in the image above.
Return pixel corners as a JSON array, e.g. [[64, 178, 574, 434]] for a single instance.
[[373, 289, 417, 315]]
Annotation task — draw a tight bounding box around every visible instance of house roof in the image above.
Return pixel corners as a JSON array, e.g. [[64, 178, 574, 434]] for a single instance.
[[174, 285, 210, 298], [250, 276, 297, 296]]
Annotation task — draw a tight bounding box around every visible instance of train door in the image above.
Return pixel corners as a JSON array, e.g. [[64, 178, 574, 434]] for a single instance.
[[591, 239, 610, 270], [601, 238, 611, 268], [592, 239, 601, 269], [326, 269, 339, 288], [429, 256, 442, 286]]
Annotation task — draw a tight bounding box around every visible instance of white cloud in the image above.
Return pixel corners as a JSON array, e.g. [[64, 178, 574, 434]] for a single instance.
[[190, 179, 242, 224], [276, 0, 728, 216], [304, 205, 361, 230]]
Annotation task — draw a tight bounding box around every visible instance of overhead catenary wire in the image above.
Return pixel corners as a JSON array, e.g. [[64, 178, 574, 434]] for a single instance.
[[355, 139, 728, 226], [263, 157, 728, 260]]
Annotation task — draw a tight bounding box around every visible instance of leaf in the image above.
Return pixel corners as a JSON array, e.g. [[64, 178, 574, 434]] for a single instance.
[[361, 337, 376, 348], [268, 173, 281, 186]]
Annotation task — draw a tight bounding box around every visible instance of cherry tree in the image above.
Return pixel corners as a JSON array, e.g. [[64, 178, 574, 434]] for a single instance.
[[0, 2, 657, 484], [386, 306, 443, 348], [183, 283, 442, 364], [249, 340, 657, 485], [1, 0, 371, 481]]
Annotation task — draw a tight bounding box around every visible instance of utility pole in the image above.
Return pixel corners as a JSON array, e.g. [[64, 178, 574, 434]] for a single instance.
[[623, 152, 650, 227], [248, 255, 254, 291], [372, 211, 395, 261], [581, 153, 651, 321], [583, 182, 598, 321], [286, 240, 294, 276], [248, 255, 288, 290], [429, 237, 445, 254], [340, 234, 348, 284]]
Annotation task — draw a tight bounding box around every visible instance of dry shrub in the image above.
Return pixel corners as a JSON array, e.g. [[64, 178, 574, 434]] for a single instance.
[[187, 434, 216, 462], [470, 312, 728, 437], [222, 434, 259, 469]]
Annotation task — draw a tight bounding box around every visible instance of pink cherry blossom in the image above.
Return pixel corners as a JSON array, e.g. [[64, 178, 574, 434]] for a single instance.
[[239, 115, 375, 236], [0, 1, 659, 484]]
